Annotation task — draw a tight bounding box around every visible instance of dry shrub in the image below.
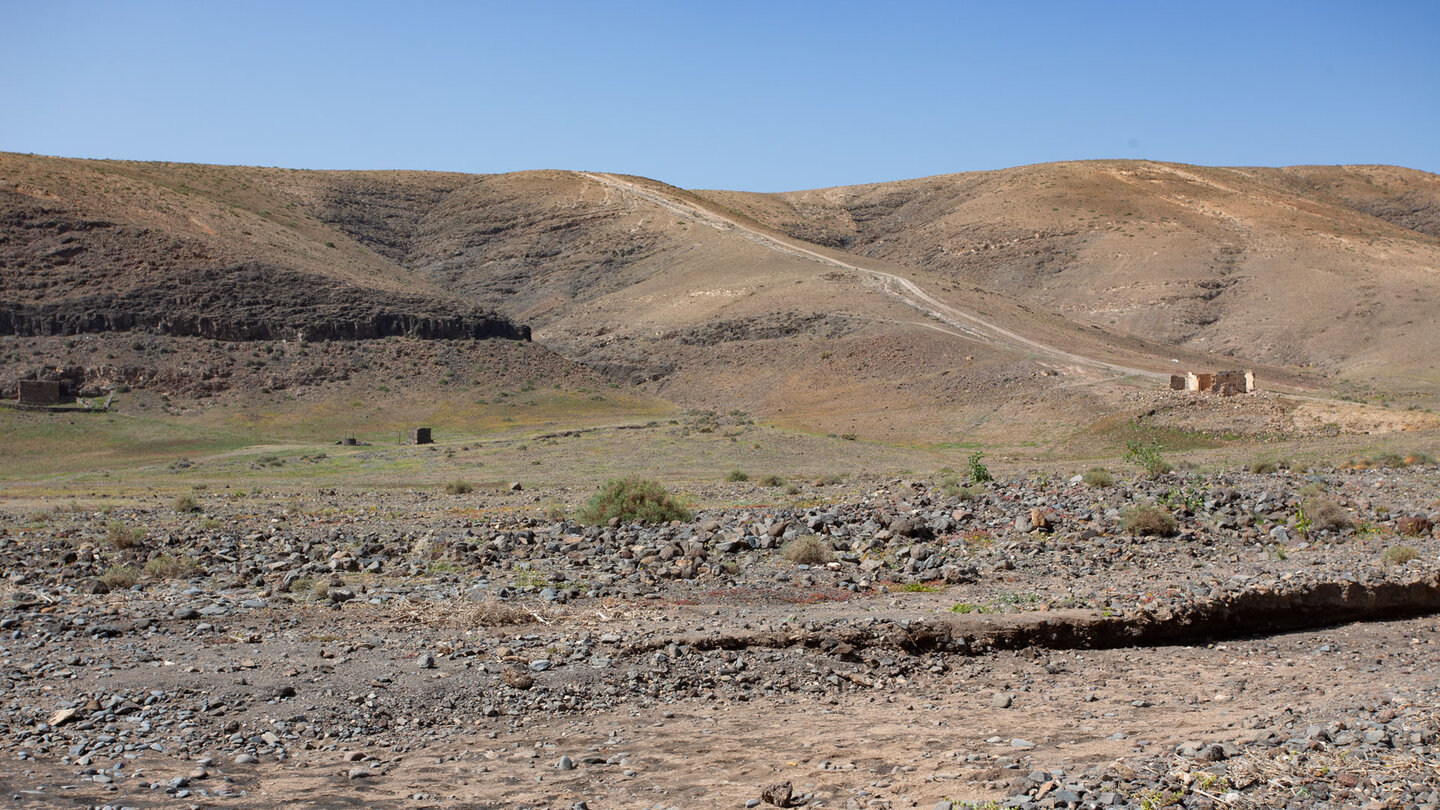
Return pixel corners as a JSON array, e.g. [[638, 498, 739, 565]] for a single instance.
[[389, 592, 557, 629], [144, 553, 200, 580], [463, 598, 548, 627], [172, 493, 201, 513], [99, 565, 139, 590], [444, 479, 474, 495], [1302, 497, 1353, 532], [1122, 505, 1179, 537], [1382, 545, 1419, 566], [940, 476, 981, 499], [106, 520, 145, 550], [781, 535, 833, 565], [1082, 468, 1116, 488], [1372, 451, 1408, 468]]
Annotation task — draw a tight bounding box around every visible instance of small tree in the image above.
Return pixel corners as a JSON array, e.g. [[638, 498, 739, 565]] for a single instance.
[[967, 451, 993, 484], [1124, 439, 1172, 478]]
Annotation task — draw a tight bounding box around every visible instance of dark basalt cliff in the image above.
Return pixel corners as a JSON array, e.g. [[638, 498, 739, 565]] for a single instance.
[[0, 262, 529, 341], [0, 188, 530, 343]]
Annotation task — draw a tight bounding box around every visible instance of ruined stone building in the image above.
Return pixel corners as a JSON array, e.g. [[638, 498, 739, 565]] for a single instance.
[[1169, 370, 1254, 396]]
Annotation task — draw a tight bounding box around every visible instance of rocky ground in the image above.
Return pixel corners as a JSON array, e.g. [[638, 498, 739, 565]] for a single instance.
[[2, 463, 1439, 809]]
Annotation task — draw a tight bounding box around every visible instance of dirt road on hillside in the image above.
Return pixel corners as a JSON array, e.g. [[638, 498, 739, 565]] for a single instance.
[[580, 172, 1166, 381]]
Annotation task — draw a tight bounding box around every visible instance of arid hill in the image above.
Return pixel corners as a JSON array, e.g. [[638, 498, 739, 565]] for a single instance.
[[695, 162, 1440, 389], [3, 153, 1437, 442]]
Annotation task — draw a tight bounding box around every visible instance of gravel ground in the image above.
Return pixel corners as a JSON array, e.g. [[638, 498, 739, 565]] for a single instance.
[[2, 464, 1438, 808]]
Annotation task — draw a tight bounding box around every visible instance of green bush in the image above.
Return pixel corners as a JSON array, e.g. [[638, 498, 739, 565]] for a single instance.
[[444, 479, 474, 495], [1082, 468, 1116, 488], [898, 582, 943, 593], [1124, 440, 1172, 478], [725, 469, 749, 482], [1122, 505, 1179, 536], [577, 478, 692, 525], [172, 493, 201, 513], [967, 451, 993, 484]]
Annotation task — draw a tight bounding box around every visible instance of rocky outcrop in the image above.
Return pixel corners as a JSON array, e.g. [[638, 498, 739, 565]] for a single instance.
[[0, 263, 529, 342]]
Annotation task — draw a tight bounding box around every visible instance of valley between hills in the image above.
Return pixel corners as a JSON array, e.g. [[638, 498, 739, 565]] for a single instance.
[[2, 153, 1439, 810]]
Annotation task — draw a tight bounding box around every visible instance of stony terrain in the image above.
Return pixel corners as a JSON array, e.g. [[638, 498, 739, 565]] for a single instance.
[[3, 462, 1438, 809]]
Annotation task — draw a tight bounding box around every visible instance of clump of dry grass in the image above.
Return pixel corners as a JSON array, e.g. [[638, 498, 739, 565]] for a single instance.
[[444, 479, 474, 495], [1082, 468, 1116, 488], [1382, 545, 1419, 566], [1250, 459, 1281, 474], [1302, 497, 1353, 532], [781, 535, 833, 565], [144, 552, 200, 580], [1122, 505, 1179, 537], [99, 564, 139, 590], [106, 520, 146, 550]]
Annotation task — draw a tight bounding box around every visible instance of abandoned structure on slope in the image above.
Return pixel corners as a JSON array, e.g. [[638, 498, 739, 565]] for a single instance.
[[1169, 370, 1254, 396], [17, 379, 63, 406]]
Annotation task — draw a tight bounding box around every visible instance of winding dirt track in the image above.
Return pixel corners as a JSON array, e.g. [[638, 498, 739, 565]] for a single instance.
[[580, 171, 1166, 380]]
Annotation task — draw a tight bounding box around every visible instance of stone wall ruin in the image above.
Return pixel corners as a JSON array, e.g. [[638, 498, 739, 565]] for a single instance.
[[1175, 369, 1254, 396], [17, 379, 62, 405]]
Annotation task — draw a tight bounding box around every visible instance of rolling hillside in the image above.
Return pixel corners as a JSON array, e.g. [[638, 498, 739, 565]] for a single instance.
[[3, 152, 1437, 444]]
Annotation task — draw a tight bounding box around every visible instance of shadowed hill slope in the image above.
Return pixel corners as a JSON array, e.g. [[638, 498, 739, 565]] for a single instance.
[[0, 155, 526, 341]]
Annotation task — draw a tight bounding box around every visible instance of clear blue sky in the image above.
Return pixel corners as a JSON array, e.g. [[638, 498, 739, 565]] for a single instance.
[[3, 0, 1437, 191]]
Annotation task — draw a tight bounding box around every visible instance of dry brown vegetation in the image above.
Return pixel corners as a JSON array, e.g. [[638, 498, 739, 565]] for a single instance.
[[1303, 497, 1354, 532], [1123, 505, 1180, 537]]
